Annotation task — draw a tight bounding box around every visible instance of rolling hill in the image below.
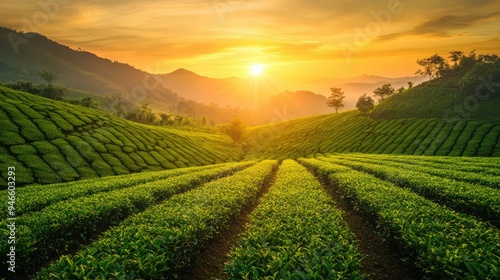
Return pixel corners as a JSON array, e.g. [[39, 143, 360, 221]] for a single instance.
[[2, 80, 500, 186], [244, 110, 500, 160], [0, 86, 242, 186]]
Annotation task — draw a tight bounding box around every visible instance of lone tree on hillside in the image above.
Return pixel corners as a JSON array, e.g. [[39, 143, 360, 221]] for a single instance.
[[222, 118, 246, 144], [37, 70, 57, 86], [326, 87, 346, 113], [356, 94, 374, 118], [373, 83, 395, 102]]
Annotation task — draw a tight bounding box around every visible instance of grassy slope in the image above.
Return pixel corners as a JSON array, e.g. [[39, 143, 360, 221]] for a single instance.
[[0, 86, 243, 186], [244, 110, 500, 160], [371, 78, 500, 122]]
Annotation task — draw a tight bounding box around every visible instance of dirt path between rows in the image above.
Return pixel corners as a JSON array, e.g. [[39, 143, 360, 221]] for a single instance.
[[319, 177, 419, 280], [179, 164, 279, 280]]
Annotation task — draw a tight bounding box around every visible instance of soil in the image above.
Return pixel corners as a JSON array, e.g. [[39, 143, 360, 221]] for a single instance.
[[178, 166, 279, 280], [320, 178, 420, 280], [179, 163, 419, 279]]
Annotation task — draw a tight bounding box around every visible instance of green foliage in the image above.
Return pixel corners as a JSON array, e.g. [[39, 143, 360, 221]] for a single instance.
[[415, 54, 450, 80], [66, 96, 99, 109], [0, 164, 229, 219], [55, 109, 86, 127], [326, 87, 346, 113], [226, 160, 363, 279], [36, 161, 272, 279], [125, 102, 157, 124], [0, 147, 34, 185], [459, 59, 500, 95], [105, 144, 141, 172], [0, 118, 19, 132], [373, 51, 500, 122], [222, 118, 247, 144], [17, 154, 61, 184], [324, 155, 500, 227], [100, 153, 129, 175], [91, 160, 115, 177], [80, 134, 108, 153], [373, 83, 395, 102], [128, 152, 149, 168], [10, 145, 36, 155], [33, 118, 64, 139], [42, 153, 80, 182], [356, 94, 374, 117], [66, 135, 100, 163], [302, 157, 500, 279], [14, 103, 45, 119], [0, 131, 25, 145], [47, 111, 74, 132], [37, 70, 57, 86], [6, 163, 250, 275], [50, 138, 90, 171]]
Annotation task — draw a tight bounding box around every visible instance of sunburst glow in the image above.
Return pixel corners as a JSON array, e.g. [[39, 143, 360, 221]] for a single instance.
[[250, 64, 264, 76]]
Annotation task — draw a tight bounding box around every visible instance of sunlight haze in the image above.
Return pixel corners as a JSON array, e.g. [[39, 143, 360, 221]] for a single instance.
[[1, 1, 499, 80]]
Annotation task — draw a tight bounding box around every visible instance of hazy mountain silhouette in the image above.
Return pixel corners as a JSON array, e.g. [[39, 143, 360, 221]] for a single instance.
[[0, 26, 426, 120], [0, 27, 184, 106]]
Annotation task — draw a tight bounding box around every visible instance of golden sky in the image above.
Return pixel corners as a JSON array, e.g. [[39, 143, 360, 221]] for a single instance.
[[1, 0, 499, 82]]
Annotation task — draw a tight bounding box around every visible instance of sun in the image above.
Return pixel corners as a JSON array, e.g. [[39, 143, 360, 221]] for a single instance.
[[250, 64, 264, 76]]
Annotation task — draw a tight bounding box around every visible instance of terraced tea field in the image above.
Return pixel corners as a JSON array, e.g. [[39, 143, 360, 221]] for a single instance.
[[245, 111, 500, 160], [4, 155, 499, 279], [0, 86, 242, 186], [3, 85, 500, 187]]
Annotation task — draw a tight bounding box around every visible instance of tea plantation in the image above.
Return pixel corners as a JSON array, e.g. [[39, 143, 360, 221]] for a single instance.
[[0, 86, 242, 186], [244, 111, 500, 160], [2, 156, 499, 279], [1, 86, 500, 279]]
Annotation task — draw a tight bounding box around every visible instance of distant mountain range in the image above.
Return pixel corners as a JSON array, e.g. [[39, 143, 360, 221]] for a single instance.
[[0, 26, 425, 121]]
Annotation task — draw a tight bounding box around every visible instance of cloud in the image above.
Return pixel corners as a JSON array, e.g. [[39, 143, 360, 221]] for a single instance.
[[376, 13, 500, 41], [1, 0, 499, 78]]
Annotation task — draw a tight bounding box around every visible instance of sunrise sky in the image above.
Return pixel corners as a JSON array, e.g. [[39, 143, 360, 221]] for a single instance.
[[1, 0, 499, 82]]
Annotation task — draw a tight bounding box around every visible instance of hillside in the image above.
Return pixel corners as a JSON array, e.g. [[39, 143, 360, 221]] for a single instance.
[[0, 86, 242, 186], [371, 79, 500, 122], [0, 27, 181, 103], [244, 110, 500, 160], [371, 56, 500, 122]]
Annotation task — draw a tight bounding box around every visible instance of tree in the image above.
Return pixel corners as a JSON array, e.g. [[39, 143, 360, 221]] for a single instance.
[[67, 96, 99, 108], [415, 54, 450, 80], [373, 83, 395, 102], [449, 50, 464, 67], [478, 54, 499, 63], [356, 94, 374, 117], [137, 102, 157, 124], [113, 96, 126, 117], [37, 70, 57, 86], [222, 118, 246, 144], [326, 87, 346, 113], [159, 113, 170, 125], [40, 85, 64, 100], [458, 59, 500, 95], [78, 96, 99, 108], [407, 81, 414, 89]]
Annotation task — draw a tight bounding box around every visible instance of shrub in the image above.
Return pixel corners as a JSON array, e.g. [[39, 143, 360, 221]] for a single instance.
[[10, 145, 36, 155], [0, 132, 25, 145], [32, 119, 64, 140]]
